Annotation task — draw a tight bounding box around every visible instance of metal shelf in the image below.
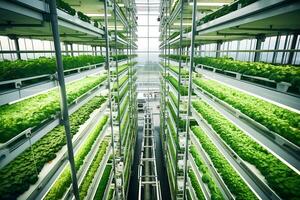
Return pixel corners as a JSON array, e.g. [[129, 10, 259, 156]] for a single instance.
[[193, 84, 300, 172], [20, 103, 109, 200], [191, 107, 281, 200], [190, 131, 234, 200], [0, 83, 108, 168], [0, 63, 106, 106]]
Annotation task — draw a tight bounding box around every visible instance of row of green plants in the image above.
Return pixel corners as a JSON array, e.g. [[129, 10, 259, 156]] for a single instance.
[[115, 84, 128, 102], [187, 190, 193, 200], [56, 0, 92, 24], [118, 96, 129, 121], [93, 164, 112, 200], [106, 188, 114, 200], [197, 0, 258, 25], [188, 170, 206, 200], [112, 61, 137, 76], [165, 142, 176, 179], [0, 96, 107, 200], [168, 65, 189, 77], [160, 62, 189, 77], [112, 75, 128, 91], [124, 149, 133, 191], [166, 122, 177, 163], [196, 56, 300, 86], [178, 0, 259, 33], [193, 77, 300, 146], [190, 146, 224, 200], [79, 139, 110, 199], [169, 90, 188, 114], [121, 111, 129, 137], [0, 54, 131, 81], [124, 124, 134, 164], [167, 101, 185, 130], [166, 153, 176, 193], [123, 119, 133, 158], [113, 54, 137, 61], [167, 116, 179, 147], [45, 136, 109, 200], [191, 126, 257, 200], [0, 75, 107, 143], [112, 64, 128, 75], [169, 91, 178, 108], [166, 75, 188, 96], [192, 100, 300, 199], [163, 54, 300, 87]]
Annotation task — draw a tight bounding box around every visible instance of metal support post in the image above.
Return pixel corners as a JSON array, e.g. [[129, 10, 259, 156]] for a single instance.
[[281, 34, 289, 64], [163, 0, 168, 143], [254, 34, 266, 62], [65, 43, 69, 56], [287, 33, 298, 64], [95, 46, 98, 56], [216, 41, 222, 58], [104, 0, 118, 199], [183, 0, 197, 198], [113, 0, 123, 166], [13, 37, 21, 60], [70, 43, 74, 56], [91, 46, 94, 56], [8, 35, 21, 59], [175, 0, 184, 198], [236, 40, 240, 60], [48, 1, 79, 199], [272, 33, 280, 63]]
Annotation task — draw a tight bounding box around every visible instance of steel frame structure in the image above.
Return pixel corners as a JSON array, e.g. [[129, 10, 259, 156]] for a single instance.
[[159, 0, 300, 200], [0, 0, 138, 199], [138, 108, 162, 200]]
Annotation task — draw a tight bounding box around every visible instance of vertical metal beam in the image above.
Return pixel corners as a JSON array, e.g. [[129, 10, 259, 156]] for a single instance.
[[216, 41, 222, 58], [31, 39, 35, 59], [272, 33, 280, 64], [7, 37, 14, 60], [104, 0, 118, 199], [65, 43, 69, 56], [11, 36, 21, 60], [254, 34, 265, 62], [70, 43, 74, 56], [287, 33, 298, 64], [48, 1, 80, 199], [177, 0, 184, 140], [183, 0, 197, 198], [175, 0, 184, 198], [95, 46, 98, 56], [281, 34, 289, 64], [113, 0, 123, 179], [236, 40, 240, 60]]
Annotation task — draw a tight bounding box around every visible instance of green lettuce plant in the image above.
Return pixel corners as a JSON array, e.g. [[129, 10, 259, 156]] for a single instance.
[[192, 100, 300, 199]]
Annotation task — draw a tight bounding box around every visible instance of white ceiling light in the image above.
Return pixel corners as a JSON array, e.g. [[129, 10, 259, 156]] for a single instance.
[[86, 14, 111, 17], [188, 2, 230, 6]]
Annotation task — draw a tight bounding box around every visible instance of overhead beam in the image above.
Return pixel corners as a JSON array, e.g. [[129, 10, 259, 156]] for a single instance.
[[232, 26, 300, 33]]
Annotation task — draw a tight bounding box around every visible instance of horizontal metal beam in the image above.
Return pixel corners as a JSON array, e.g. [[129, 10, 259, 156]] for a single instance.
[[231, 26, 300, 33]]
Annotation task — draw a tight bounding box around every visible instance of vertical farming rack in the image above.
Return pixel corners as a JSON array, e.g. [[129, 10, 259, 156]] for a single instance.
[[159, 0, 300, 199], [0, 0, 138, 200]]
